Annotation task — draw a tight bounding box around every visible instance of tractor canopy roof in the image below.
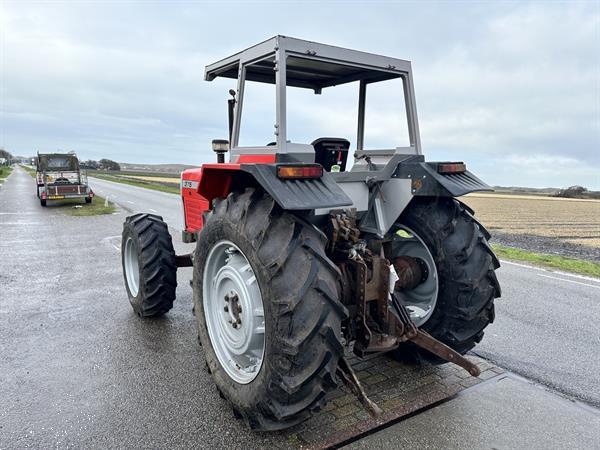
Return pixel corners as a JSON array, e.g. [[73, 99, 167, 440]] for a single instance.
[[204, 36, 421, 157], [37, 153, 80, 171], [205, 36, 412, 92]]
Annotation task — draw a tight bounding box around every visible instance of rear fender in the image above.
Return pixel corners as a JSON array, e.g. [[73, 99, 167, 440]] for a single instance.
[[240, 164, 352, 210], [181, 163, 353, 238], [394, 161, 493, 197], [353, 157, 493, 237]]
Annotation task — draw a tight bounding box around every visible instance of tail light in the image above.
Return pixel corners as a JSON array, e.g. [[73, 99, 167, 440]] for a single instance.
[[277, 164, 323, 180], [437, 162, 466, 174]]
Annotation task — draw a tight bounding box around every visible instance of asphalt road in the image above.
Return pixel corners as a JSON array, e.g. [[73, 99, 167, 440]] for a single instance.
[[88, 174, 600, 408], [89, 176, 184, 231], [345, 375, 600, 449]]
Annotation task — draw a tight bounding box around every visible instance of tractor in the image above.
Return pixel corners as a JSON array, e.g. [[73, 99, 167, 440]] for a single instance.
[[121, 36, 501, 430]]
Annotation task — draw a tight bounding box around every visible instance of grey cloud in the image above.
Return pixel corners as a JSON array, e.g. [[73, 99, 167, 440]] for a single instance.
[[1, 1, 598, 188]]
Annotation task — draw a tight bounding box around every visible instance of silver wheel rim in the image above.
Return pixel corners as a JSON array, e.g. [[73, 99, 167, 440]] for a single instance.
[[124, 236, 140, 297], [203, 240, 265, 384], [394, 226, 438, 327]]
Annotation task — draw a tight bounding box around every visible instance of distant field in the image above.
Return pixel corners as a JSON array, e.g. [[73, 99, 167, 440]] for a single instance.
[[118, 163, 195, 173], [125, 175, 179, 184], [88, 170, 179, 178], [463, 193, 600, 248]]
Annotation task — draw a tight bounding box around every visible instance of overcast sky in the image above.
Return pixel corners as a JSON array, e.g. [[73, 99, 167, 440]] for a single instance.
[[1, 1, 599, 189]]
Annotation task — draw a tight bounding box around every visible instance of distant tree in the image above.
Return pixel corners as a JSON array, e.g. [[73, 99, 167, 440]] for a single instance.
[[0, 149, 12, 160], [99, 159, 121, 171], [81, 159, 100, 169], [554, 185, 587, 198]]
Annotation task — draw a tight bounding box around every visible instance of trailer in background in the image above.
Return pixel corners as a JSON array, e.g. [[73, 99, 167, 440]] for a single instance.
[[36, 152, 94, 207]]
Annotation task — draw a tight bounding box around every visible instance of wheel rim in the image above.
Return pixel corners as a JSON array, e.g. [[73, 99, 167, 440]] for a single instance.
[[203, 240, 265, 384], [124, 236, 140, 297], [393, 226, 438, 327]]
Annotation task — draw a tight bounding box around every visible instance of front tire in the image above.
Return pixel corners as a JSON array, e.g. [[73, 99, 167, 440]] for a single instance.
[[392, 197, 501, 361], [194, 189, 346, 430], [121, 213, 177, 317]]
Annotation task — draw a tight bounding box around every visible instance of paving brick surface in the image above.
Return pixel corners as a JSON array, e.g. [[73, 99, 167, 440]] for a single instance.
[[270, 354, 502, 449]]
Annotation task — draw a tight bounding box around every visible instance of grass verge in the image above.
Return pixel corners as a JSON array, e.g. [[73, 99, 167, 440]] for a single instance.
[[91, 173, 180, 195], [0, 166, 13, 179], [492, 244, 600, 278], [64, 195, 117, 216], [20, 165, 36, 177]]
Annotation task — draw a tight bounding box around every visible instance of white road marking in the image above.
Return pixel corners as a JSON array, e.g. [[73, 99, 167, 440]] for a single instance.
[[500, 259, 600, 283], [0, 239, 37, 244], [101, 235, 122, 251], [537, 273, 600, 289], [149, 208, 157, 213], [126, 200, 134, 204]]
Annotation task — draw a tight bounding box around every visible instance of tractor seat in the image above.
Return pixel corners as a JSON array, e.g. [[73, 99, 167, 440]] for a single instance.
[[311, 138, 350, 172]]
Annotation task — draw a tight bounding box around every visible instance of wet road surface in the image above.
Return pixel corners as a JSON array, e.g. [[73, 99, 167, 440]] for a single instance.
[[344, 374, 600, 449], [474, 261, 600, 407]]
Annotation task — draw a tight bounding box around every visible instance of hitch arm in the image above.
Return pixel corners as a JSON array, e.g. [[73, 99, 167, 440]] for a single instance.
[[336, 357, 382, 417], [175, 253, 193, 267], [333, 293, 480, 420], [391, 293, 480, 377], [410, 330, 480, 377]]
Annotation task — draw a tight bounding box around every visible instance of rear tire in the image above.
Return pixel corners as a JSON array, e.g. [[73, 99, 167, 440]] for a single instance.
[[85, 196, 92, 204], [121, 213, 177, 317], [194, 188, 346, 430], [392, 197, 501, 362]]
